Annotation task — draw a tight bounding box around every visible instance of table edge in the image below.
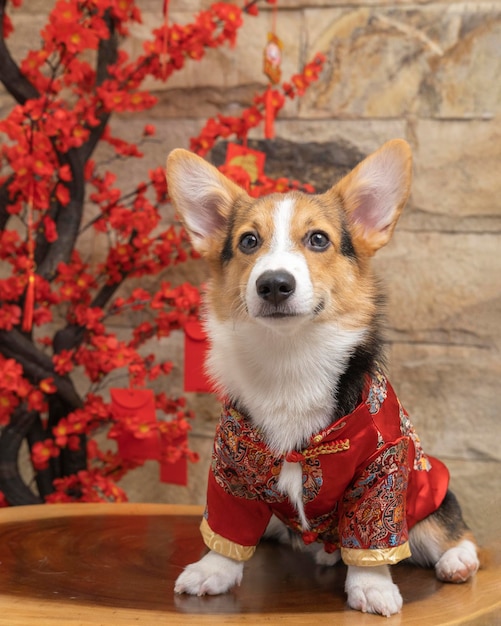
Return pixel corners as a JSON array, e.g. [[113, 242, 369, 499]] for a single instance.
[[0, 502, 205, 523]]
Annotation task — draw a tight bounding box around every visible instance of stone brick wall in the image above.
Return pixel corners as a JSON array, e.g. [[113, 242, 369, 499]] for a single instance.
[[2, 1, 500, 543]]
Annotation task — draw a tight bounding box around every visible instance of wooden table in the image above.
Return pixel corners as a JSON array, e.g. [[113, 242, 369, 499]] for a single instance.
[[0, 503, 498, 625]]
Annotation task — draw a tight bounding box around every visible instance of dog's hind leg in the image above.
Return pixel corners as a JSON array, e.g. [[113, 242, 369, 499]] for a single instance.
[[408, 490, 479, 583]]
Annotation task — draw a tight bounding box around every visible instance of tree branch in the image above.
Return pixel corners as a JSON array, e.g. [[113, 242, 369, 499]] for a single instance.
[[25, 414, 56, 498], [53, 274, 126, 354], [36, 150, 86, 280], [0, 176, 15, 231], [0, 329, 82, 410], [35, 11, 120, 279], [0, 407, 42, 505], [0, 0, 39, 103], [77, 11, 119, 163], [47, 395, 86, 478]]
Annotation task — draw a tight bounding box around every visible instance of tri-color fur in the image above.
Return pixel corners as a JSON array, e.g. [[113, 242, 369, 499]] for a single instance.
[[166, 140, 479, 616]]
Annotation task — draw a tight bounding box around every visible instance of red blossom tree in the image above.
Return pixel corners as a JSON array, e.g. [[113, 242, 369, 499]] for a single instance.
[[0, 0, 324, 505]]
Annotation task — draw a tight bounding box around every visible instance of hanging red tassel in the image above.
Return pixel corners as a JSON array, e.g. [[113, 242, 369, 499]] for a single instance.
[[22, 274, 35, 333], [161, 0, 170, 79], [22, 181, 36, 333], [264, 86, 275, 139], [262, 2, 281, 140]]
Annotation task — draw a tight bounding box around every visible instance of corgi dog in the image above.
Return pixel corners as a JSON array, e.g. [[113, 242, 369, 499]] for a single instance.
[[166, 140, 479, 617]]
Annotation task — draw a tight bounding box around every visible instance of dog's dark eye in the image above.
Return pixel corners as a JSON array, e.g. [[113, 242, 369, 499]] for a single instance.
[[238, 232, 260, 253], [307, 231, 330, 251]]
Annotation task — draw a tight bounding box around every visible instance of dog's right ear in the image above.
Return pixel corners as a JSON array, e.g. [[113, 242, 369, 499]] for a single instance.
[[166, 149, 246, 254]]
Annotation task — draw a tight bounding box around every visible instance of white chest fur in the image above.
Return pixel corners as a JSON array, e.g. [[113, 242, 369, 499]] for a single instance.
[[206, 315, 365, 453]]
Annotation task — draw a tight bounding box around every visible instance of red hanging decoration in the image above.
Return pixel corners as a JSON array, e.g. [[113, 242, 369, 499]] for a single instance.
[[224, 142, 266, 189], [264, 86, 275, 139], [22, 181, 35, 333], [262, 2, 282, 140], [161, 0, 170, 79], [110, 386, 189, 486], [184, 320, 213, 393], [22, 274, 35, 333], [110, 388, 160, 463], [160, 431, 188, 485], [263, 32, 282, 85]]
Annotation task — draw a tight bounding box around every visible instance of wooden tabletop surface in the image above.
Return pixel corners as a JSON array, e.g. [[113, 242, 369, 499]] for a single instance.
[[0, 503, 498, 625]]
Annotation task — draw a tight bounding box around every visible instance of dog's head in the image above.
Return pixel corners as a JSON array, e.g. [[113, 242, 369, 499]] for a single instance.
[[166, 140, 412, 334]]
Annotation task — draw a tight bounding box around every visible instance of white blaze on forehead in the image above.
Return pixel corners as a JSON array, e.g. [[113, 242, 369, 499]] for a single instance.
[[270, 196, 295, 255], [245, 195, 315, 321]]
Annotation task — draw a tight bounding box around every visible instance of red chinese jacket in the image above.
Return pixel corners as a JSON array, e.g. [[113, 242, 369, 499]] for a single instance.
[[200, 368, 449, 566]]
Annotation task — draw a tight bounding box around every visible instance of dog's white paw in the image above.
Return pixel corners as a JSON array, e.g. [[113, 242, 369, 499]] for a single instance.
[[345, 565, 403, 617], [174, 551, 244, 596], [314, 547, 341, 567], [435, 539, 479, 583]]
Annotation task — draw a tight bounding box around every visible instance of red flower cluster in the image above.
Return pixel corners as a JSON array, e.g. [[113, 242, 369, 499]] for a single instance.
[[144, 3, 244, 81], [47, 469, 129, 503], [283, 53, 326, 97], [0, 355, 58, 426]]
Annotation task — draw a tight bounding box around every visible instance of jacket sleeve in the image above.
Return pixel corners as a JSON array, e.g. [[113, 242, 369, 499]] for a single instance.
[[339, 437, 412, 566], [201, 468, 273, 561]]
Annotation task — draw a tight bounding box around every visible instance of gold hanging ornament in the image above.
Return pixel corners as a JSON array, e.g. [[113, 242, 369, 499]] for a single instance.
[[263, 31, 283, 85], [262, 2, 282, 139]]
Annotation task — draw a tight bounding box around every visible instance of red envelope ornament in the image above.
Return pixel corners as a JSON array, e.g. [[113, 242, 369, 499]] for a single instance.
[[110, 388, 160, 462], [224, 143, 266, 184], [184, 320, 213, 393], [159, 430, 188, 486]]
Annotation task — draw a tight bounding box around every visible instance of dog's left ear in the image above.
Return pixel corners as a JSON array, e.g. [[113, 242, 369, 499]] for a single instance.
[[166, 149, 247, 255], [330, 139, 412, 256]]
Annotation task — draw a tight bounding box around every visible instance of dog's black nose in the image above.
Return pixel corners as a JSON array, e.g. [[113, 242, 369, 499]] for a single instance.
[[256, 270, 296, 306]]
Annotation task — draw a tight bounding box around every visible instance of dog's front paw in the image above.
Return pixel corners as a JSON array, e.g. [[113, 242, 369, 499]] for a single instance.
[[174, 551, 244, 596], [435, 539, 479, 583], [345, 565, 402, 617]]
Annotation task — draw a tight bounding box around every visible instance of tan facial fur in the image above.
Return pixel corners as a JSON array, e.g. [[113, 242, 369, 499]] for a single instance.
[[207, 192, 376, 331]]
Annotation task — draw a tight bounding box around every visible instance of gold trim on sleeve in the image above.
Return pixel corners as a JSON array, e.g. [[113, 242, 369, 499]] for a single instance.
[[341, 542, 411, 566], [200, 518, 256, 562]]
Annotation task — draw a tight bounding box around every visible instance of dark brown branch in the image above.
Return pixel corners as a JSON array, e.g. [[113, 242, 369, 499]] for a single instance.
[[0, 0, 39, 103], [53, 275, 126, 354], [0, 177, 12, 232], [0, 176, 15, 231], [53, 230, 133, 354], [47, 395, 86, 478], [34, 199, 58, 266], [0, 407, 42, 505], [36, 150, 86, 280], [35, 12, 120, 279], [77, 11, 119, 163], [0, 329, 82, 410], [25, 415, 55, 498]]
